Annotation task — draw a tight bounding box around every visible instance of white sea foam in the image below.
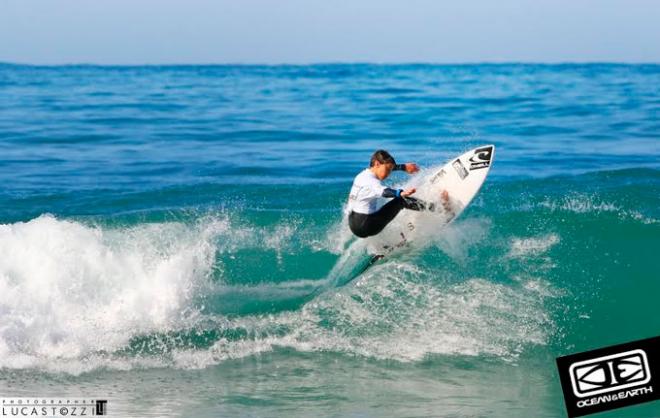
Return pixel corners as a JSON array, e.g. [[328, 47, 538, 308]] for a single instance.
[[508, 233, 560, 258], [539, 195, 657, 224], [432, 218, 491, 261], [165, 263, 557, 368], [0, 214, 225, 370], [290, 266, 555, 362]]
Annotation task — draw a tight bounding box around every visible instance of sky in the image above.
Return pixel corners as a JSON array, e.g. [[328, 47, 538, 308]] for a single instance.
[[1, 0, 659, 65]]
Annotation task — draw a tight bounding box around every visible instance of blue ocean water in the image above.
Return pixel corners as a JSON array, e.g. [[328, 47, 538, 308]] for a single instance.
[[0, 63, 659, 417]]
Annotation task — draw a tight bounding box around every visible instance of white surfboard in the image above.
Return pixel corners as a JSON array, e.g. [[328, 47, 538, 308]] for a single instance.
[[364, 144, 495, 259]]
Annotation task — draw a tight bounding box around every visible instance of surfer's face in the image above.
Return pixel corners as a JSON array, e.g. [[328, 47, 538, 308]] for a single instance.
[[372, 162, 394, 180]]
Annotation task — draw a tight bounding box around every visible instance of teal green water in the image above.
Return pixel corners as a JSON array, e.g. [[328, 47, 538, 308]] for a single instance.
[[1, 64, 659, 417]]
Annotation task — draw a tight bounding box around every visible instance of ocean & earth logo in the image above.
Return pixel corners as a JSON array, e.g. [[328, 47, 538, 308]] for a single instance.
[[570, 349, 650, 397], [556, 335, 659, 417]]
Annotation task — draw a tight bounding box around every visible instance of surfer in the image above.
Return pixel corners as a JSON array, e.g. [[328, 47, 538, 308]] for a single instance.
[[347, 150, 450, 238]]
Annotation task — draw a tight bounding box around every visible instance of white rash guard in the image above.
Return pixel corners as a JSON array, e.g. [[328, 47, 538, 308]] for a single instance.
[[347, 168, 388, 215]]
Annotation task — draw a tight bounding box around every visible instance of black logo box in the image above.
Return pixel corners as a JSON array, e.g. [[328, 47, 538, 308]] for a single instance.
[[556, 335, 660, 417]]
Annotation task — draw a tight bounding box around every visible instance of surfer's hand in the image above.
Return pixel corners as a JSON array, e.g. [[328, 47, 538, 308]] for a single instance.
[[403, 163, 419, 174], [401, 188, 416, 197]]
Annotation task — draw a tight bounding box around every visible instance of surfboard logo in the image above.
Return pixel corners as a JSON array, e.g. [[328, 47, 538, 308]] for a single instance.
[[430, 169, 446, 184], [452, 159, 469, 180], [469, 146, 493, 170]]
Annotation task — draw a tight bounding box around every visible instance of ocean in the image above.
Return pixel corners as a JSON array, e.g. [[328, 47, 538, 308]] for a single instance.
[[0, 63, 659, 417]]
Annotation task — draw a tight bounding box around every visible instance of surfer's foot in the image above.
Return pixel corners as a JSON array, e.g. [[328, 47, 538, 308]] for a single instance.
[[441, 190, 452, 213], [402, 196, 425, 211]]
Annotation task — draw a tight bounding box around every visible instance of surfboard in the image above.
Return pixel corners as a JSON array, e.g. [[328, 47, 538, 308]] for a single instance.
[[361, 144, 495, 265]]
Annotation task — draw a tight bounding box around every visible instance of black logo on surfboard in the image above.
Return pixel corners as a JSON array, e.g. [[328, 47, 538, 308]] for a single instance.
[[469, 146, 493, 170], [452, 159, 469, 180]]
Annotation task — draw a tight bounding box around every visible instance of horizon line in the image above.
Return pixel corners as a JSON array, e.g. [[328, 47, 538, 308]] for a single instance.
[[1, 60, 660, 68]]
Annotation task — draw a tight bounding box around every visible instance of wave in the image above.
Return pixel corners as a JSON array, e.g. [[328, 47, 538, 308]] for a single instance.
[[0, 214, 223, 371], [2, 165, 657, 374], [0, 211, 566, 374]]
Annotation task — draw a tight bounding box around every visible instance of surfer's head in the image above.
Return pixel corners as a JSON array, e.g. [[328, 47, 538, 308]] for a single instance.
[[370, 150, 396, 180]]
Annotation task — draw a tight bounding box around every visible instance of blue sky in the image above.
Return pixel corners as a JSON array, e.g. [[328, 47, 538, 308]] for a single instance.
[[1, 0, 659, 64]]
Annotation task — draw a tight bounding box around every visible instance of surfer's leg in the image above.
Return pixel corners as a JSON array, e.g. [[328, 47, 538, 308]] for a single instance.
[[348, 198, 405, 237], [372, 197, 407, 223], [348, 211, 373, 238], [401, 196, 427, 211], [349, 197, 427, 238]]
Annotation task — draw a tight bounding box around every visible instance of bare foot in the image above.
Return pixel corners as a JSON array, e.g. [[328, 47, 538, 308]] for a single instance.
[[441, 190, 452, 212]]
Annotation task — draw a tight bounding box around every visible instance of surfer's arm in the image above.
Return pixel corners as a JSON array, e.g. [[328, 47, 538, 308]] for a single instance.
[[393, 163, 419, 174], [382, 187, 416, 198], [382, 188, 403, 198]]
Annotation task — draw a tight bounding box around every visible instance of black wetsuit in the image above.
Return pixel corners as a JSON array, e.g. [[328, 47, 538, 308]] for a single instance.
[[348, 193, 426, 238]]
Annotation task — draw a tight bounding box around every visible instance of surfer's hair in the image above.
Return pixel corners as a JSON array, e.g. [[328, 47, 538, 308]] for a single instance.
[[370, 150, 396, 167]]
